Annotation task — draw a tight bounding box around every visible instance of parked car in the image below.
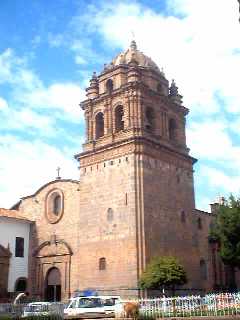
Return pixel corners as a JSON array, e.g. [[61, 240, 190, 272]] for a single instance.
[[22, 302, 58, 318], [64, 297, 106, 318], [64, 296, 122, 318]]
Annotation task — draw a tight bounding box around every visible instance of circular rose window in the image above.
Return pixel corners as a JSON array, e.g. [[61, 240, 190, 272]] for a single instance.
[[45, 189, 64, 224]]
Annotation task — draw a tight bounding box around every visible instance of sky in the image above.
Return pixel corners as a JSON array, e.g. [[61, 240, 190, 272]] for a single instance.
[[0, 0, 240, 211]]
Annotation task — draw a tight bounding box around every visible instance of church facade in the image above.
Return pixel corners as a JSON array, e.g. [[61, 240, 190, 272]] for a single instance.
[[1, 42, 230, 301]]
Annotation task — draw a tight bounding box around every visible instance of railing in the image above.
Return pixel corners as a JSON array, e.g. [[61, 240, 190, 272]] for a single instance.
[[136, 293, 240, 318]]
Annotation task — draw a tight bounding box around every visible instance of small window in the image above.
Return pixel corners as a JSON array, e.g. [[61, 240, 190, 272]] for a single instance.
[[197, 217, 202, 230], [106, 79, 113, 94], [99, 257, 106, 270], [200, 259, 207, 280], [15, 237, 24, 257], [107, 208, 114, 222], [181, 210, 186, 223], [53, 195, 61, 215]]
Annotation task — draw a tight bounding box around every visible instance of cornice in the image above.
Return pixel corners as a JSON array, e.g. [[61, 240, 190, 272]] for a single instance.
[[74, 135, 197, 165]]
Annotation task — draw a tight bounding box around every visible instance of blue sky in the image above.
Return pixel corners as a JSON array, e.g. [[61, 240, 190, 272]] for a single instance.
[[0, 0, 240, 210]]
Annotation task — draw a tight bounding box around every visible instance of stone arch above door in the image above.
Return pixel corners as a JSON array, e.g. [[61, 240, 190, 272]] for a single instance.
[[33, 237, 73, 258]]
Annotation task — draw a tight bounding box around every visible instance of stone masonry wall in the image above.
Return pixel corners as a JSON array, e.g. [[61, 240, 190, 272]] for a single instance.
[[76, 152, 138, 296], [142, 148, 205, 292]]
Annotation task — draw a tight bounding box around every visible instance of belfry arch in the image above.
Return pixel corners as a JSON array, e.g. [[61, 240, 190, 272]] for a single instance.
[[115, 105, 124, 132], [95, 112, 104, 139]]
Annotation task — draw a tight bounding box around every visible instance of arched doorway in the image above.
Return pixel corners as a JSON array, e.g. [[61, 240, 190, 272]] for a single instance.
[[45, 267, 61, 302]]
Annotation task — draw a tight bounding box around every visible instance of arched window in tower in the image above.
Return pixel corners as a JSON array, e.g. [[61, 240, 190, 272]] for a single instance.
[[200, 259, 207, 280], [169, 118, 177, 140], [145, 107, 155, 132], [99, 257, 106, 270], [106, 79, 113, 94], [115, 105, 124, 132], [95, 112, 104, 139], [53, 195, 61, 215]]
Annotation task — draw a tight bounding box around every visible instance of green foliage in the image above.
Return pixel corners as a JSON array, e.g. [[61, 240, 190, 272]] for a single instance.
[[210, 195, 240, 268], [139, 256, 187, 290]]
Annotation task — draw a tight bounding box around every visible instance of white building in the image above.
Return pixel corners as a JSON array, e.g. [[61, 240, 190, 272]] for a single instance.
[[0, 208, 32, 296]]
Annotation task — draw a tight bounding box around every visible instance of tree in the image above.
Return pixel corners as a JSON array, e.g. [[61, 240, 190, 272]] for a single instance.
[[210, 195, 240, 289], [139, 256, 187, 294]]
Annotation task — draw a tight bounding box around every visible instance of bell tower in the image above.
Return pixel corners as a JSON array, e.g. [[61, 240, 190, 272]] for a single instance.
[[80, 40, 188, 155], [74, 41, 201, 295]]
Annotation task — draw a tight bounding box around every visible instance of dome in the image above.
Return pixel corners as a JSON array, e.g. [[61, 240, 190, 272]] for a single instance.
[[111, 40, 160, 73]]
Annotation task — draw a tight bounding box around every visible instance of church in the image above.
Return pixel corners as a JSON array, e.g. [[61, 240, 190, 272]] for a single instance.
[[0, 41, 230, 301]]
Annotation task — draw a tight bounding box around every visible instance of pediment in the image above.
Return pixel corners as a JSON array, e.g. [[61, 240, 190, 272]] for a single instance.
[[33, 239, 73, 257]]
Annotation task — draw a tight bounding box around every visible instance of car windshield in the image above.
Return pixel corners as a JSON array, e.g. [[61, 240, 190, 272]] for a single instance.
[[78, 298, 102, 308]]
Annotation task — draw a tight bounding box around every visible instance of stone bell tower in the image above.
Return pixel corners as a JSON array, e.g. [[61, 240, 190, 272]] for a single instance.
[[74, 41, 201, 294]]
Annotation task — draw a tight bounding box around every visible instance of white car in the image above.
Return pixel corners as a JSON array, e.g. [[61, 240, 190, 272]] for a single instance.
[[64, 296, 122, 318], [64, 297, 106, 318], [22, 302, 56, 318]]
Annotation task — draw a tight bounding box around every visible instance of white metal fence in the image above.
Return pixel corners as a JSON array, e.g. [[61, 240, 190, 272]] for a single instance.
[[136, 293, 240, 317], [1, 293, 240, 319]]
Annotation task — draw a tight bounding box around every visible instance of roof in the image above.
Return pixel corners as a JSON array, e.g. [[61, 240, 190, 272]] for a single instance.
[[0, 208, 33, 222], [11, 178, 79, 210], [111, 40, 161, 73]]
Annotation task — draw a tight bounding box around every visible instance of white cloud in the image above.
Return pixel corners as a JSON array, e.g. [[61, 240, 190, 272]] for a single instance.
[[0, 48, 85, 121], [0, 49, 25, 84], [0, 97, 8, 111], [0, 135, 79, 208], [1, 108, 56, 136], [198, 165, 240, 196], [187, 120, 238, 162], [75, 55, 87, 65], [22, 83, 85, 120]]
